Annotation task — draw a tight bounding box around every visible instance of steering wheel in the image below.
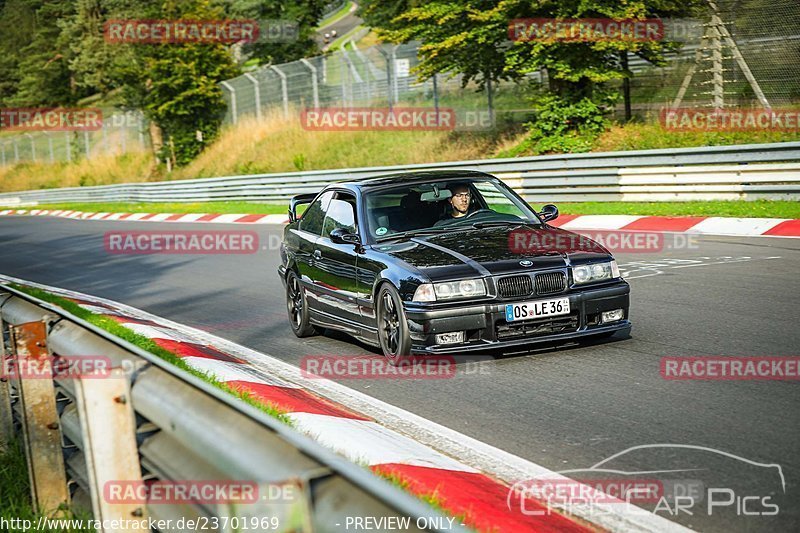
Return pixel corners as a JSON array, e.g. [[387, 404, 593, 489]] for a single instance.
[[464, 208, 493, 219]]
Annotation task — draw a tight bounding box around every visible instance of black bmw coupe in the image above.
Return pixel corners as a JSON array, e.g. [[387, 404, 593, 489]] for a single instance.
[[278, 170, 631, 362]]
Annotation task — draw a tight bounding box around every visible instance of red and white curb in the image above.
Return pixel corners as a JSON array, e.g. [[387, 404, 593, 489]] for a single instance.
[[0, 209, 289, 225], [2, 207, 800, 238], [0, 274, 691, 533], [550, 214, 800, 237]]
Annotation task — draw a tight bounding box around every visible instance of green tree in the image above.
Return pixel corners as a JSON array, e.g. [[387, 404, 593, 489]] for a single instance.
[[357, 0, 412, 30], [383, 1, 512, 90], [113, 0, 239, 166], [222, 0, 328, 65], [0, 0, 36, 106], [59, 0, 120, 96], [7, 0, 78, 106], [382, 0, 703, 153]]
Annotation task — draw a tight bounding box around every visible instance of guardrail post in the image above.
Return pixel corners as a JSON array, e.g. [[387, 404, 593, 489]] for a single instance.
[[0, 306, 14, 452], [65, 132, 72, 162], [377, 47, 393, 110], [11, 319, 70, 515], [74, 367, 148, 532], [300, 59, 319, 108], [244, 73, 262, 120], [221, 81, 237, 125], [390, 46, 399, 105], [45, 132, 55, 163], [138, 115, 146, 151], [270, 66, 289, 119], [25, 133, 36, 162]]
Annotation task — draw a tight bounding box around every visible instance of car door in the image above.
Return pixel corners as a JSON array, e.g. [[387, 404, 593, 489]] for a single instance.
[[312, 191, 363, 330], [294, 191, 333, 312]]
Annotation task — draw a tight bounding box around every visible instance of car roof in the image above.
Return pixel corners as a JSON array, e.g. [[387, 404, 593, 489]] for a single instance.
[[338, 170, 497, 189]]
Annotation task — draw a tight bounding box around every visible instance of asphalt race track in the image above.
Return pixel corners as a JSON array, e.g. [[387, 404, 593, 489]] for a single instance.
[[1, 215, 798, 532]]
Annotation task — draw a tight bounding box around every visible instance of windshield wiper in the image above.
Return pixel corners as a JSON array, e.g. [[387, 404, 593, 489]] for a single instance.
[[375, 228, 451, 242], [471, 220, 536, 229]]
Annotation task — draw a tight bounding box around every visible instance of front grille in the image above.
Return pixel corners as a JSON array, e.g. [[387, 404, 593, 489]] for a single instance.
[[497, 275, 532, 298], [495, 313, 579, 340], [535, 271, 566, 295]]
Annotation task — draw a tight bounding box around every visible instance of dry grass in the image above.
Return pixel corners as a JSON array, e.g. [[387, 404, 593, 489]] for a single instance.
[[4, 108, 796, 195], [0, 150, 156, 193], [593, 122, 800, 152], [0, 110, 497, 194], [175, 110, 493, 179]]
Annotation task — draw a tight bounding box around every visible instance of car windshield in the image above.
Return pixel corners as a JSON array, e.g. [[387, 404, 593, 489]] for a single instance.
[[364, 178, 541, 240]]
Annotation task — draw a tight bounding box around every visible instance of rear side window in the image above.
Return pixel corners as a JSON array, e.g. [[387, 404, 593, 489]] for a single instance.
[[322, 192, 358, 237], [299, 191, 333, 235]]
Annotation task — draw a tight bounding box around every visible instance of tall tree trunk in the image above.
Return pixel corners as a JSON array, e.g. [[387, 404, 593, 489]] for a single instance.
[[148, 121, 163, 165]]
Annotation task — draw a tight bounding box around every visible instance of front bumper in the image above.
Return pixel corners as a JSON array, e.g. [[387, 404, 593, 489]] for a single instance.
[[403, 281, 630, 354]]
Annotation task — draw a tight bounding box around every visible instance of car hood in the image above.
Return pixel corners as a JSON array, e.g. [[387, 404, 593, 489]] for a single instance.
[[372, 225, 612, 281]]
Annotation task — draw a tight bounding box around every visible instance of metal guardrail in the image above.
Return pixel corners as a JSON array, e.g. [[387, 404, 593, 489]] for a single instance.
[[0, 285, 463, 533], [0, 142, 799, 206]]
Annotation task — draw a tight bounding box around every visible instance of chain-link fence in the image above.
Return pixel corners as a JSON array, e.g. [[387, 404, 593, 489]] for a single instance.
[[0, 111, 149, 167], [222, 0, 799, 127], [2, 0, 796, 170], [617, 0, 800, 119]]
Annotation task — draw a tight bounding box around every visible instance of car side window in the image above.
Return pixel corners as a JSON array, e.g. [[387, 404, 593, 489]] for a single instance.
[[299, 191, 333, 235], [322, 192, 358, 238]]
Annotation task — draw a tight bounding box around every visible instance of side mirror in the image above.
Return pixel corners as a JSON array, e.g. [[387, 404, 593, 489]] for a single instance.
[[330, 227, 361, 245], [538, 204, 559, 223]]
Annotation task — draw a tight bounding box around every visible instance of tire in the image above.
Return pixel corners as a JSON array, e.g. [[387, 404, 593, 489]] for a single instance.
[[375, 284, 413, 365], [286, 271, 318, 338]]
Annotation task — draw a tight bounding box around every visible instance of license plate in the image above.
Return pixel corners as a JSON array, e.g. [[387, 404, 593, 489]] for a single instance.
[[505, 297, 570, 322]]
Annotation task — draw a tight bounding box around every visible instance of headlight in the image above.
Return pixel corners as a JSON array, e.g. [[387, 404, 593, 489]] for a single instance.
[[412, 279, 486, 302], [572, 260, 620, 285]]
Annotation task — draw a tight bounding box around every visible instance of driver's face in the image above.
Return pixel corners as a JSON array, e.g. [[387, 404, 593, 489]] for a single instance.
[[449, 186, 471, 216]]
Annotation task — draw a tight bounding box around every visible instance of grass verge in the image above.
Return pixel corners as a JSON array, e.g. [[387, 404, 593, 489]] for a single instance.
[[329, 25, 365, 50], [2, 110, 798, 196], [317, 1, 354, 30], [0, 201, 287, 215], [8, 284, 291, 425], [0, 439, 93, 532], [4, 200, 798, 219], [372, 467, 481, 532]]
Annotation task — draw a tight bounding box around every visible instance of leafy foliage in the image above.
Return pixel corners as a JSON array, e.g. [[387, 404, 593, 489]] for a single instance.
[[223, 0, 328, 65], [0, 0, 326, 167], [376, 0, 703, 153]]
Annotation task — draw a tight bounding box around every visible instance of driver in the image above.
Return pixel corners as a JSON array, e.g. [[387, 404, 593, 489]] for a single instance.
[[444, 183, 471, 219]]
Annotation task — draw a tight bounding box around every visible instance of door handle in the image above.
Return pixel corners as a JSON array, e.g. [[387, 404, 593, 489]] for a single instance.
[[313, 250, 322, 259]]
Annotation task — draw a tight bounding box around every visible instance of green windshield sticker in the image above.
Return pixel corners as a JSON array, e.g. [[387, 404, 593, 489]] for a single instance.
[[376, 227, 388, 236]]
